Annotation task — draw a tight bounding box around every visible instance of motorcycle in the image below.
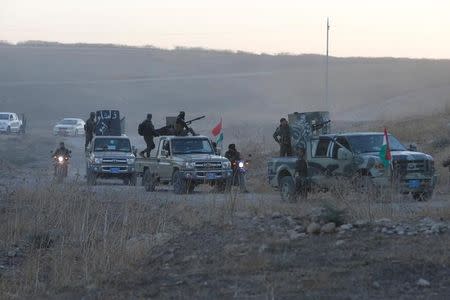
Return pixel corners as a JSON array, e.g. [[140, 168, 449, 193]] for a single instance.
[[231, 159, 250, 191], [53, 153, 70, 183]]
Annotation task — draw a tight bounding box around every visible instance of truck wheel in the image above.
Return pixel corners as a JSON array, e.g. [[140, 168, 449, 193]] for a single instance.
[[173, 171, 187, 194], [280, 176, 296, 202], [87, 170, 96, 186]]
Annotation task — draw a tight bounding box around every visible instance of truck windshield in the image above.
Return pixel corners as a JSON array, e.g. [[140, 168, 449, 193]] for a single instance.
[[346, 134, 406, 154], [60, 119, 78, 125], [0, 114, 9, 120], [172, 138, 214, 154], [93, 138, 131, 152]]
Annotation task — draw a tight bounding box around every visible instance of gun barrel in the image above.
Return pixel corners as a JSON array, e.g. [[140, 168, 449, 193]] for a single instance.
[[185, 115, 206, 125]]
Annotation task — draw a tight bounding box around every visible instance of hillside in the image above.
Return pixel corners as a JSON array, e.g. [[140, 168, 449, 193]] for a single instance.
[[1, 42, 450, 132]]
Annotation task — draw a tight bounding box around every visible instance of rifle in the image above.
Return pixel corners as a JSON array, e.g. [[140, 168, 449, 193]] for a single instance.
[[312, 120, 331, 130], [185, 115, 206, 125]]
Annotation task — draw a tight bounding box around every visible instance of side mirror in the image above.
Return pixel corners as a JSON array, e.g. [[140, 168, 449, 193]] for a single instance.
[[337, 148, 352, 160], [161, 149, 169, 157], [408, 144, 417, 152]]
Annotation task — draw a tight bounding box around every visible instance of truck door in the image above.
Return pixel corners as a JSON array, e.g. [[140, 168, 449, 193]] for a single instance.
[[330, 136, 355, 177], [308, 137, 337, 188], [157, 139, 172, 181]]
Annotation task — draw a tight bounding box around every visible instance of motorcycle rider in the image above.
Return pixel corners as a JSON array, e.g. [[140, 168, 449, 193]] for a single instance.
[[138, 113, 158, 158], [294, 147, 308, 199], [273, 118, 293, 157], [52, 142, 71, 176], [225, 144, 248, 193], [84, 112, 96, 150]]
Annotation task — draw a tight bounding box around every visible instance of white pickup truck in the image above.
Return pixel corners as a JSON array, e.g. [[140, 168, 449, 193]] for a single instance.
[[0, 112, 25, 134]]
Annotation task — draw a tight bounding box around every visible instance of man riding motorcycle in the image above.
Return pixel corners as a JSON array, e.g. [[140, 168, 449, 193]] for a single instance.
[[52, 142, 71, 178], [225, 144, 249, 193]]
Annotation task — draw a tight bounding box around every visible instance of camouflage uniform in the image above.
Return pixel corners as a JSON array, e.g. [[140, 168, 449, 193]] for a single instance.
[[273, 123, 292, 157], [84, 113, 96, 150]]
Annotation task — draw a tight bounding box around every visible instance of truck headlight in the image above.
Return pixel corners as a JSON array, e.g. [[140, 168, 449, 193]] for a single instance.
[[127, 158, 135, 165], [222, 161, 231, 169], [94, 157, 102, 164], [185, 162, 196, 169]]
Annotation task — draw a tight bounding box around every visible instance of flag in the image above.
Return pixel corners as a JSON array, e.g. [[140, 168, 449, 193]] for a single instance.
[[211, 118, 222, 137], [379, 128, 392, 168], [216, 132, 224, 144]]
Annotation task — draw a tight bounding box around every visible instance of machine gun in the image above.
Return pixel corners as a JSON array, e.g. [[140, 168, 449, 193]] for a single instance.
[[312, 119, 331, 131], [185, 115, 205, 125]]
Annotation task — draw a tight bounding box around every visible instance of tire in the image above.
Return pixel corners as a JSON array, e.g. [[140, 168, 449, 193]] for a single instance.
[[6, 126, 11, 135], [143, 170, 156, 192], [74, 129, 79, 137], [173, 170, 187, 194], [55, 166, 64, 183], [279, 176, 296, 202], [87, 169, 96, 186]]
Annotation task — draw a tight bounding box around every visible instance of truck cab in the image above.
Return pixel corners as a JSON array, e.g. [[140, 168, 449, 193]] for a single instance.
[[136, 135, 233, 194], [86, 135, 137, 185]]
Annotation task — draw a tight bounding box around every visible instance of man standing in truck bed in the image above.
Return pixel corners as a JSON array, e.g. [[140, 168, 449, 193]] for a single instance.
[[84, 112, 96, 151], [138, 113, 158, 158], [273, 118, 292, 157]]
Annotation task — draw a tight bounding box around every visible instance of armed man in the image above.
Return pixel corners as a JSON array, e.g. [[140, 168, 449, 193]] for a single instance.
[[138, 113, 158, 158], [175, 111, 198, 136], [273, 118, 293, 157], [225, 144, 248, 193], [84, 112, 96, 150], [52, 142, 71, 158], [294, 147, 308, 199]]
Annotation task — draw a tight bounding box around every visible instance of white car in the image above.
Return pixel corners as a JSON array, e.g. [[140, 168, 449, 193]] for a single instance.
[[53, 118, 85, 136], [0, 112, 24, 134]]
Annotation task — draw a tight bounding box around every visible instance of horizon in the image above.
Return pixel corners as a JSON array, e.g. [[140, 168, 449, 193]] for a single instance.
[[2, 40, 450, 61], [3, 0, 450, 59]]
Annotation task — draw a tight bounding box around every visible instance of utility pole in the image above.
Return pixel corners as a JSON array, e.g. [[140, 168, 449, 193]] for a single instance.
[[325, 18, 330, 111]]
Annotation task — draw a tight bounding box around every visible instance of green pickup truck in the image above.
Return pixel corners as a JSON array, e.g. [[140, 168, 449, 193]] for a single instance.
[[268, 112, 437, 201], [135, 135, 233, 194]]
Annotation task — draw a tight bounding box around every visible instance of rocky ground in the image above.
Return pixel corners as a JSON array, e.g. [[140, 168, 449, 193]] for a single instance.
[[0, 127, 450, 299]]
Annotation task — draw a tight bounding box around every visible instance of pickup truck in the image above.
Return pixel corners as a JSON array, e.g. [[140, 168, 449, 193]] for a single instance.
[[268, 132, 437, 201], [0, 112, 25, 134], [85, 135, 137, 185], [135, 135, 233, 194]]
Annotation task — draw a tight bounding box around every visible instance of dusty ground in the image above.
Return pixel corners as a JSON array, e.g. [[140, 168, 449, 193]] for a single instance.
[[0, 123, 449, 299]]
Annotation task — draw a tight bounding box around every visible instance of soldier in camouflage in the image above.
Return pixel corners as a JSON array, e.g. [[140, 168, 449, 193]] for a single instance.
[[273, 118, 293, 157]]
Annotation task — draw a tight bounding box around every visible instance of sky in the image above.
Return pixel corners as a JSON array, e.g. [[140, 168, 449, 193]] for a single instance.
[[1, 0, 450, 58]]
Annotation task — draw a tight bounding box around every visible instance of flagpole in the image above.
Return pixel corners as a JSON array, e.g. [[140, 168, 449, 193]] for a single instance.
[[325, 17, 330, 112]]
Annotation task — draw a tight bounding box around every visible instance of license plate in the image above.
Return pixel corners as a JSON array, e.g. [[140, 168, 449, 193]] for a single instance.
[[408, 179, 421, 189], [110, 167, 120, 174], [206, 173, 216, 180]]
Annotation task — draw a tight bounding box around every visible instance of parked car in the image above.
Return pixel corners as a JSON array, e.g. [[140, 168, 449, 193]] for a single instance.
[[0, 112, 25, 134], [53, 118, 85, 136]]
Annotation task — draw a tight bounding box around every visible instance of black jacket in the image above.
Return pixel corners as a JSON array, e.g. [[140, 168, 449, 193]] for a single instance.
[[225, 149, 241, 164], [295, 157, 308, 177], [84, 117, 96, 134], [53, 147, 70, 157], [273, 125, 291, 145], [140, 119, 157, 137]]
